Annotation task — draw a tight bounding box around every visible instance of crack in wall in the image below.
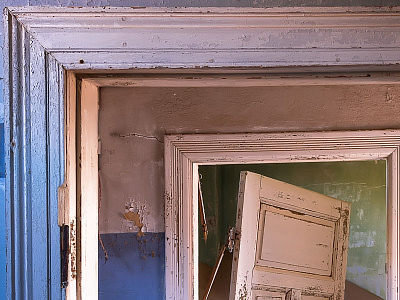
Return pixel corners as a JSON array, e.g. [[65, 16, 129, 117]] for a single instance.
[[112, 132, 163, 143]]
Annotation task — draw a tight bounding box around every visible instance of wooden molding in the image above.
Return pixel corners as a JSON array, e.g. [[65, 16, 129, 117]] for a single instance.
[[9, 6, 400, 70], [165, 131, 400, 300]]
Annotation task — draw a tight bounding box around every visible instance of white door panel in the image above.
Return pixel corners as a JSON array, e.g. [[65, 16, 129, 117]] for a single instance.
[[256, 205, 335, 276], [230, 171, 351, 300]]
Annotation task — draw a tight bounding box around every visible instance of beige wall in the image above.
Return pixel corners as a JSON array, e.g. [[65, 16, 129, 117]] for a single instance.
[[98, 84, 400, 234]]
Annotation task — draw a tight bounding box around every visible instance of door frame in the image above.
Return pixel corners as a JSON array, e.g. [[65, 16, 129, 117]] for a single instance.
[[165, 131, 400, 300], [78, 75, 400, 300], [4, 6, 400, 300]]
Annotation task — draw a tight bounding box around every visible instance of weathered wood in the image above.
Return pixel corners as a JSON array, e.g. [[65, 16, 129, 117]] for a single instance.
[[229, 172, 261, 300], [4, 6, 400, 300], [29, 28, 49, 300], [252, 269, 334, 295], [286, 289, 301, 300], [77, 80, 99, 300], [252, 290, 286, 300], [4, 8, 64, 300], [258, 177, 342, 220], [47, 54, 65, 300], [387, 152, 399, 299], [9, 7, 400, 70], [65, 71, 77, 300], [164, 131, 400, 300], [230, 172, 350, 299], [256, 205, 335, 276], [84, 73, 400, 88]]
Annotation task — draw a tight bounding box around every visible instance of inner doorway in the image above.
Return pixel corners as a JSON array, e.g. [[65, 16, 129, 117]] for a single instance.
[[198, 160, 386, 300]]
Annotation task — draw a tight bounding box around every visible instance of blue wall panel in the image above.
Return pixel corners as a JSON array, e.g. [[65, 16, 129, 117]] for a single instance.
[[0, 124, 5, 300], [99, 233, 165, 300], [0, 177, 4, 300]]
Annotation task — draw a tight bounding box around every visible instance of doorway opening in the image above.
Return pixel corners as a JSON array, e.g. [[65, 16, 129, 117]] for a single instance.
[[198, 161, 387, 300], [74, 78, 400, 300]]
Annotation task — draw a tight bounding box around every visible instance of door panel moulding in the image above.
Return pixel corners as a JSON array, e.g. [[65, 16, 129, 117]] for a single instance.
[[3, 6, 400, 300]]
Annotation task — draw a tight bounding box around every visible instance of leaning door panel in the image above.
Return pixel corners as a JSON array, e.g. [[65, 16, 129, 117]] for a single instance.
[[230, 171, 351, 300]]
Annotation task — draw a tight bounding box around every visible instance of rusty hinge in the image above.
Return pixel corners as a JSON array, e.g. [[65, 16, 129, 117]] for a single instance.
[[60, 224, 69, 288]]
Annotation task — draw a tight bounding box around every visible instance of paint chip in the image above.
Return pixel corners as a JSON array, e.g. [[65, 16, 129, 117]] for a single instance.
[[124, 211, 144, 237]]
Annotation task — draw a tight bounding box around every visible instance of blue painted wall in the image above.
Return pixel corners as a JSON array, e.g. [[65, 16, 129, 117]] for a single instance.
[[0, 127, 4, 300], [98, 233, 165, 300]]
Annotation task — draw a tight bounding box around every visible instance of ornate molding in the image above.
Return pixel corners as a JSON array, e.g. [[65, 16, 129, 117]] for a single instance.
[[9, 6, 400, 69]]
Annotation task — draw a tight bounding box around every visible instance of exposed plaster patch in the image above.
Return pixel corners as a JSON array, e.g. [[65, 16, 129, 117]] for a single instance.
[[124, 200, 150, 236], [124, 211, 144, 237]]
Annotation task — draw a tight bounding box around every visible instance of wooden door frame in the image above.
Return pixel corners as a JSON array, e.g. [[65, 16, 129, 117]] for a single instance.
[[165, 130, 400, 300], [81, 74, 400, 300], [4, 6, 400, 300]]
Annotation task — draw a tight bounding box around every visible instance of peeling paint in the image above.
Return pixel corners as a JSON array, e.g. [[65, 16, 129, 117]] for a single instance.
[[124, 211, 144, 237], [123, 200, 151, 237], [70, 219, 77, 279], [386, 87, 395, 102]]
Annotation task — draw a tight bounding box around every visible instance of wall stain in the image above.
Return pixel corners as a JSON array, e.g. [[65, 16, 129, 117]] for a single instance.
[[124, 211, 144, 237]]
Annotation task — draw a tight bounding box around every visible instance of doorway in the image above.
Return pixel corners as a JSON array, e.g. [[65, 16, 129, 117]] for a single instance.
[[198, 161, 386, 299], [94, 83, 400, 300]]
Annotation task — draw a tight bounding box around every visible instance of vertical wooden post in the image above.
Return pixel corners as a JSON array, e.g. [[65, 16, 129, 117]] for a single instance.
[[77, 80, 99, 300]]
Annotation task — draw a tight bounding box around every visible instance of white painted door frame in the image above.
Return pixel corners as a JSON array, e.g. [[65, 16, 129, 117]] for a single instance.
[[5, 6, 400, 300], [164, 130, 400, 300], [77, 74, 400, 300]]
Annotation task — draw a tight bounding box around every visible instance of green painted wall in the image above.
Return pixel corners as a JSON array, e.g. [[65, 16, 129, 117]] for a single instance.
[[199, 160, 386, 299]]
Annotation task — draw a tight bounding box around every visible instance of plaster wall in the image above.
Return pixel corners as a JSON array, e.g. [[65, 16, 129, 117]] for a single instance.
[[99, 84, 400, 234]]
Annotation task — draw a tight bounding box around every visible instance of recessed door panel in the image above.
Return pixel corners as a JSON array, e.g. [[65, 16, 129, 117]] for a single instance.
[[252, 290, 286, 300], [257, 205, 335, 276]]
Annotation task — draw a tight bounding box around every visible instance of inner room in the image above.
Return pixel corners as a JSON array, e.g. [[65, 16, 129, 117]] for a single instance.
[[198, 161, 386, 300]]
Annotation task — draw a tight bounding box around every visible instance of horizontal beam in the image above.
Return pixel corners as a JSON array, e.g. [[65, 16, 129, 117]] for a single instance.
[[9, 7, 400, 69]]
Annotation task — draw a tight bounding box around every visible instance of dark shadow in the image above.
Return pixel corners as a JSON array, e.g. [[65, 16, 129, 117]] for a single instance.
[[345, 280, 384, 300]]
